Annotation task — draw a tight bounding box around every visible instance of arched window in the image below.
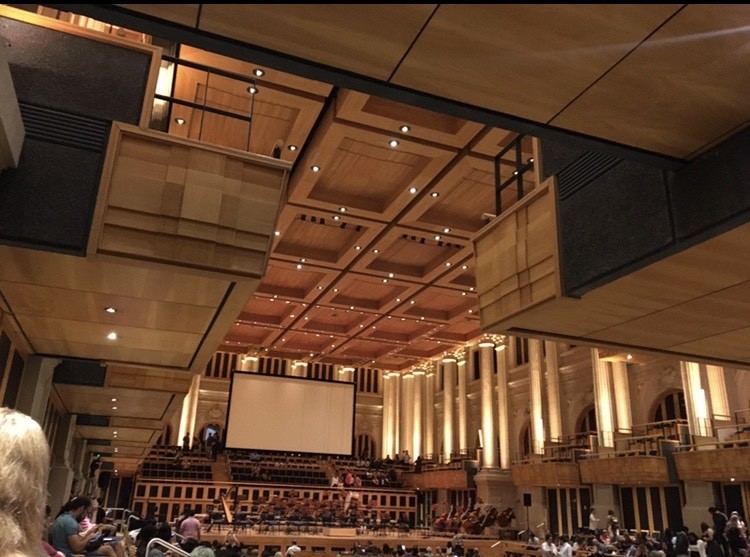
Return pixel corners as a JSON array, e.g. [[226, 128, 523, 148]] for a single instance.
[[652, 390, 687, 422], [577, 405, 597, 434], [355, 433, 376, 459]]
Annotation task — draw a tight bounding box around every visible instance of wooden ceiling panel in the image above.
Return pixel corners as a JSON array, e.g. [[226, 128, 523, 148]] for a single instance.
[[431, 320, 484, 343], [394, 5, 681, 124], [117, 4, 200, 28], [288, 115, 456, 221], [254, 262, 330, 299], [472, 129, 535, 159], [326, 274, 414, 313], [54, 384, 176, 420], [335, 89, 485, 148], [77, 425, 154, 444], [551, 5, 750, 158], [198, 4, 436, 81], [299, 305, 372, 336], [238, 296, 297, 324]]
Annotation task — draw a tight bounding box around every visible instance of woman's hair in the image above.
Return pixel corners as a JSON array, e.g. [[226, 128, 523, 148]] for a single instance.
[[0, 407, 51, 557], [56, 496, 92, 518]]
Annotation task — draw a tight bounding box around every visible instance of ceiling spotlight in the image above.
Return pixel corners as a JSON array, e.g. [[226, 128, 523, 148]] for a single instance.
[[333, 215, 340, 220], [443, 228, 451, 233], [435, 235, 441, 241], [300, 258, 306, 263], [462, 265, 468, 270], [247, 84, 259, 94], [253, 68, 265, 77], [372, 249, 379, 254], [288, 145, 298, 151], [469, 287, 475, 291], [333, 288, 338, 292], [105, 307, 117, 314], [311, 165, 320, 172], [296, 264, 303, 269], [107, 332, 117, 340], [111, 398, 117, 402], [389, 139, 399, 148], [388, 273, 394, 278], [274, 230, 281, 236], [409, 187, 418, 194], [431, 192, 440, 198], [355, 245, 361, 251], [339, 207, 347, 212], [400, 125, 410, 133], [626, 354, 633, 360], [382, 279, 388, 283], [174, 117, 186, 125], [112, 406, 118, 410], [445, 262, 451, 267]]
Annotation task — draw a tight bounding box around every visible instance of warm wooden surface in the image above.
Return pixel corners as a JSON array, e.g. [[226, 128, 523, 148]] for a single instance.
[[674, 445, 750, 482], [511, 461, 581, 488], [578, 455, 671, 485]]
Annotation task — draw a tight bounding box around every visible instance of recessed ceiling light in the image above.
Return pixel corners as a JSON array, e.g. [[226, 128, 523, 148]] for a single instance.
[[333, 215, 340, 220], [388, 273, 394, 278], [113, 431, 118, 434], [443, 228, 451, 233], [296, 264, 303, 269], [355, 245, 361, 251], [107, 332, 117, 340], [431, 192, 440, 198], [400, 125, 410, 133], [626, 354, 633, 360], [174, 117, 186, 125], [247, 85, 259, 95], [469, 287, 475, 291], [435, 235, 441, 241], [462, 292, 466, 296], [339, 207, 347, 212], [462, 265, 468, 270], [111, 398, 117, 402], [311, 165, 320, 172], [253, 68, 265, 77], [112, 406, 118, 410], [300, 258, 306, 263], [105, 307, 117, 314], [288, 145, 297, 151], [445, 262, 451, 267], [382, 279, 388, 283], [333, 288, 338, 292], [372, 249, 379, 254], [409, 187, 418, 194], [317, 286, 323, 290], [389, 139, 399, 148]]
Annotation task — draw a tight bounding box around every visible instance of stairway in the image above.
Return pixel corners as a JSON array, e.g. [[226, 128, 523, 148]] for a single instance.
[[212, 454, 231, 483]]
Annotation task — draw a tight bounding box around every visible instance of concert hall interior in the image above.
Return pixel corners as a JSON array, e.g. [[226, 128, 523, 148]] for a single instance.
[[0, 4, 749, 553]]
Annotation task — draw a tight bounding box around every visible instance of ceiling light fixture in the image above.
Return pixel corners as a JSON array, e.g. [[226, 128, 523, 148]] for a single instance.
[[400, 125, 410, 133], [107, 332, 117, 340], [105, 307, 117, 314], [253, 68, 265, 77], [288, 145, 297, 151], [174, 117, 186, 125], [389, 139, 399, 147], [626, 354, 633, 360], [333, 215, 340, 220], [111, 398, 117, 402], [296, 264, 303, 269], [372, 249, 379, 254], [247, 84, 259, 95], [355, 245, 361, 251], [339, 207, 347, 212], [409, 187, 418, 194], [311, 165, 320, 172], [443, 228, 451, 233], [431, 192, 440, 198], [462, 265, 468, 270], [435, 235, 441, 241], [274, 230, 281, 236]]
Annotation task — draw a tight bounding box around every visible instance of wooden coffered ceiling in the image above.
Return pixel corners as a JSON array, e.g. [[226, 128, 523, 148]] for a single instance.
[[4, 4, 750, 469]]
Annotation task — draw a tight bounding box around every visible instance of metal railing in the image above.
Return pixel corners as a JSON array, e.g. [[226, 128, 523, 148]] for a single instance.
[[146, 538, 190, 557], [493, 134, 535, 215]]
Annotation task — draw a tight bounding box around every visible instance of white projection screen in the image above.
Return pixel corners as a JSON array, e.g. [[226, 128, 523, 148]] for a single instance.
[[225, 372, 356, 455]]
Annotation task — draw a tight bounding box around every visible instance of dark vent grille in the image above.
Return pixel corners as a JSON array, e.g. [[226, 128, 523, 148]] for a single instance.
[[557, 151, 621, 200], [19, 102, 109, 153]]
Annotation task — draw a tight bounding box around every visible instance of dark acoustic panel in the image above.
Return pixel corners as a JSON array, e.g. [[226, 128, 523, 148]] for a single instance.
[[558, 160, 673, 296], [1, 351, 25, 407], [1, 16, 150, 124], [53, 359, 106, 387], [539, 138, 591, 182], [670, 126, 750, 241], [0, 134, 106, 253], [76, 414, 111, 427]]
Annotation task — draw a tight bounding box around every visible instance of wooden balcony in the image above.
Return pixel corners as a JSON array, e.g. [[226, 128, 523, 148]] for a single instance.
[[511, 460, 581, 487], [578, 454, 671, 485], [674, 434, 750, 482]]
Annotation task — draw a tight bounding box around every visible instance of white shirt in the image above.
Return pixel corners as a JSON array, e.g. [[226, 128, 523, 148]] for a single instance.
[[286, 545, 301, 556], [541, 541, 558, 557], [589, 513, 599, 531], [559, 542, 573, 557]]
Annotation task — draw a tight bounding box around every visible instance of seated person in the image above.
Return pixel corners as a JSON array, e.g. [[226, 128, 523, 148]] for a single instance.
[[51, 496, 126, 557]]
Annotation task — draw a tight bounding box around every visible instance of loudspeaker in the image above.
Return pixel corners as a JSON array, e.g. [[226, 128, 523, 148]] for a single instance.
[[523, 493, 532, 507]]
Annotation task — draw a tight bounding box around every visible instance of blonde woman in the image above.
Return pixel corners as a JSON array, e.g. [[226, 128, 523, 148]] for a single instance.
[[0, 407, 51, 557]]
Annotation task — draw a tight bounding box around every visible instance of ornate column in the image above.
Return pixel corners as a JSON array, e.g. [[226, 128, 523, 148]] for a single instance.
[[382, 372, 395, 458], [457, 351, 468, 456], [479, 340, 498, 468], [611, 361, 632, 432], [544, 340, 562, 441], [178, 373, 201, 443], [240, 355, 259, 372], [706, 365, 730, 420], [16, 355, 59, 423], [294, 361, 308, 377], [424, 365, 435, 458], [591, 348, 615, 448], [442, 357, 457, 462], [413, 369, 425, 458], [401, 373, 414, 457], [341, 366, 356, 382], [528, 338, 545, 454], [496, 342, 510, 469], [681, 361, 712, 437]]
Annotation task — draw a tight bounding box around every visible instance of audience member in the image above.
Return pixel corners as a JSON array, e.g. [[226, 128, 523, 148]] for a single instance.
[[0, 408, 51, 557]]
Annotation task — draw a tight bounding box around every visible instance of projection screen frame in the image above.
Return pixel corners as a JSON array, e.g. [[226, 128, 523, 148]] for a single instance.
[[224, 370, 357, 457]]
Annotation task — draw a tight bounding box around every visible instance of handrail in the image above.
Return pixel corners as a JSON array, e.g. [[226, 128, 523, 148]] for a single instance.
[[146, 539, 190, 557]]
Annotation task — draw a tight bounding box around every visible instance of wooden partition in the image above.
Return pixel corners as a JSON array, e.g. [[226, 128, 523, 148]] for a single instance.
[[674, 445, 750, 481], [578, 455, 670, 485], [511, 462, 581, 488], [90, 123, 291, 280]]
